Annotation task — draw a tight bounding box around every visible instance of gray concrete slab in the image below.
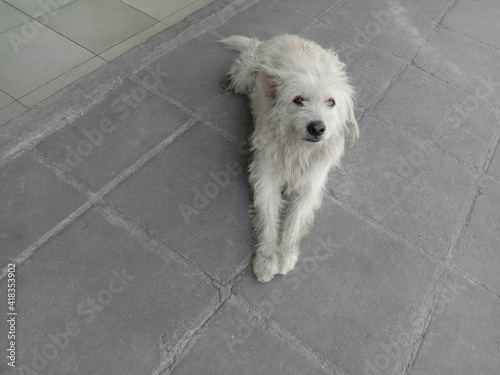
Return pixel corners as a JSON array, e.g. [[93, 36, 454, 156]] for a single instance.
[[37, 78, 191, 191], [303, 22, 406, 109], [0, 1, 499, 374], [0, 206, 218, 375], [0, 21, 94, 99], [381, 0, 454, 21], [200, 89, 253, 142], [275, 0, 338, 17], [234, 199, 442, 375], [215, 0, 315, 39], [372, 64, 498, 168], [0, 152, 86, 266], [487, 145, 500, 180], [322, 0, 435, 58], [414, 27, 500, 107], [135, 32, 237, 114], [410, 272, 500, 375], [108, 123, 252, 285], [480, 0, 500, 8], [453, 178, 500, 294], [442, 0, 500, 49], [185, 0, 234, 23], [328, 116, 477, 257], [170, 298, 330, 375]]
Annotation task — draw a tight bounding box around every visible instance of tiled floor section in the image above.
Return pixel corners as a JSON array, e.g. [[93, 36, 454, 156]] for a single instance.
[[0, 0, 218, 124], [0, 1, 499, 375]]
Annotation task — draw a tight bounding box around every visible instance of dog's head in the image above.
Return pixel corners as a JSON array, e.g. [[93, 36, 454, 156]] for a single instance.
[[259, 59, 358, 146]]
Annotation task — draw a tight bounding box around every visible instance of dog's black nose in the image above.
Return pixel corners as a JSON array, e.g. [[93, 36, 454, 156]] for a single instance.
[[307, 121, 326, 136]]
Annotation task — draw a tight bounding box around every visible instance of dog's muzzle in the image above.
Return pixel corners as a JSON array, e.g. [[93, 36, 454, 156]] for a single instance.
[[305, 121, 325, 142]]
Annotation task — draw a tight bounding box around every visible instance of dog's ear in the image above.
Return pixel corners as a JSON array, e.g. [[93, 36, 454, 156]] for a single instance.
[[345, 96, 359, 146], [262, 75, 277, 99]]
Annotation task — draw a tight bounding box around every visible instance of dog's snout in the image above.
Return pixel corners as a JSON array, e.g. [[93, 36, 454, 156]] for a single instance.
[[307, 121, 326, 136]]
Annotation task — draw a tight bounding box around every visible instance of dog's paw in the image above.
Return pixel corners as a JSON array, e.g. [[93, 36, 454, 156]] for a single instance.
[[253, 253, 280, 283], [279, 253, 298, 275]]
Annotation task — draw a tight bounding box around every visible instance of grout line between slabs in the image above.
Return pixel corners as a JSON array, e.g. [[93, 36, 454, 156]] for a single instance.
[[402, 268, 449, 375], [0, 199, 94, 280], [127, 73, 199, 118], [405, 263, 500, 375], [438, 22, 500, 53], [450, 263, 500, 298], [98, 204, 222, 290], [410, 56, 500, 113], [324, 193, 442, 264], [364, 63, 409, 115], [17, 55, 103, 105], [2, 3, 499, 375], [113, 1, 167, 22], [99, 199, 249, 290], [29, 148, 94, 199], [230, 294, 350, 375], [90, 117, 197, 199], [0, 0, 261, 279], [1, 6, 264, 370], [30, 18, 100, 62], [0, 73, 125, 163], [154, 293, 229, 375], [436, 0, 458, 26], [128, 72, 247, 146], [444, 174, 484, 263], [0, 117, 198, 280], [0, 0, 254, 163], [139, 0, 260, 67], [324, 193, 500, 301], [482, 104, 500, 173], [368, 112, 489, 174], [366, 6, 442, 110], [271, 0, 317, 19]]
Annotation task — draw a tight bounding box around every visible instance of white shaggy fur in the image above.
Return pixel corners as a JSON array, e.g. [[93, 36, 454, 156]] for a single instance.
[[221, 34, 359, 282]]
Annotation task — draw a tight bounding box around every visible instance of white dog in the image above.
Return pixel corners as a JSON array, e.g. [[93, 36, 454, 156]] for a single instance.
[[221, 34, 359, 282]]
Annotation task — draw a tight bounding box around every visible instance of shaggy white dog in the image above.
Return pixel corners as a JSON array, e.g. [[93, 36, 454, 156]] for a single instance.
[[221, 34, 359, 282]]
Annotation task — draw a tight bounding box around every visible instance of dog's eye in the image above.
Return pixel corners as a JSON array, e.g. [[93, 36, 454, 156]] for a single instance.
[[327, 98, 335, 107], [293, 96, 304, 105]]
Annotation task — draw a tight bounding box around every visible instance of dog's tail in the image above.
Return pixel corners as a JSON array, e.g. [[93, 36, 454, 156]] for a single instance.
[[220, 35, 258, 52], [220, 35, 260, 95]]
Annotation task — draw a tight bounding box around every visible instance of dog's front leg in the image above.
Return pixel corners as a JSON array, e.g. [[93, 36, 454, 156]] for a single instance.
[[278, 188, 323, 275], [251, 163, 284, 282]]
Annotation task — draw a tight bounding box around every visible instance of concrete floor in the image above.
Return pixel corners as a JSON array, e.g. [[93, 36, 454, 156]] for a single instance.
[[1, 0, 499, 374], [0, 0, 216, 125]]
